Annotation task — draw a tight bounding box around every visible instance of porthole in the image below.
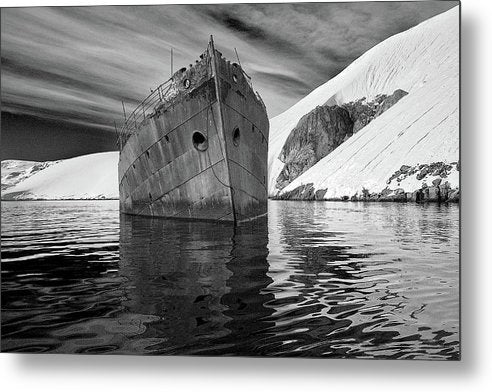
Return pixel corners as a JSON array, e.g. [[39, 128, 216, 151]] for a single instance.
[[192, 131, 208, 151], [232, 74, 238, 83], [183, 79, 191, 89], [165, 135, 169, 142], [232, 127, 240, 146]]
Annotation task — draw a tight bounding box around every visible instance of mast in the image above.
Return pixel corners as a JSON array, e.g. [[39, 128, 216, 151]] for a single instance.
[[209, 35, 237, 225]]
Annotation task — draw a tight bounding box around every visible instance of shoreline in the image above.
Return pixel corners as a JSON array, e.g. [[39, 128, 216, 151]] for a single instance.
[[1, 197, 459, 204], [270, 197, 459, 203]]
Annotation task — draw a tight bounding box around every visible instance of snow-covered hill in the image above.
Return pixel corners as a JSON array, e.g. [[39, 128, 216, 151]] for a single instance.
[[269, 6, 459, 198], [1, 160, 59, 193], [2, 152, 119, 200]]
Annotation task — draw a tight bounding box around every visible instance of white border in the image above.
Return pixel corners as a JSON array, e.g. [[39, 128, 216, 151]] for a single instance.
[[1, 1, 491, 391]]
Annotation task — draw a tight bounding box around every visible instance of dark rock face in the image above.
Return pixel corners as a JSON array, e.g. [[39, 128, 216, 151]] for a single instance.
[[276, 106, 353, 190], [432, 178, 442, 187], [277, 183, 317, 200], [375, 89, 408, 117], [424, 186, 440, 202], [341, 98, 374, 133], [342, 89, 408, 133], [275, 89, 408, 191], [314, 189, 327, 200], [447, 189, 459, 202]]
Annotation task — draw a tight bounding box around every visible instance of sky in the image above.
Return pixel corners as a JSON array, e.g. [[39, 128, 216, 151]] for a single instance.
[[0, 1, 457, 161]]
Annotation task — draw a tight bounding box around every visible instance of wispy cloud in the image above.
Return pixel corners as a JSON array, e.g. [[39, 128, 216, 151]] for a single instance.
[[1, 2, 457, 156]]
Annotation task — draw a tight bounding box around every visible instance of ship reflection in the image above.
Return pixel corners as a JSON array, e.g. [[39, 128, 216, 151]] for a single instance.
[[118, 214, 274, 355]]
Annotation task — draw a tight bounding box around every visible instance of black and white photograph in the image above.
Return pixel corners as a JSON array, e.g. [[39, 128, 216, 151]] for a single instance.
[[1, 0, 461, 362]]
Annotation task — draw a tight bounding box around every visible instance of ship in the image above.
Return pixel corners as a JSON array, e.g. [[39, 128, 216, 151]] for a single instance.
[[117, 37, 269, 225]]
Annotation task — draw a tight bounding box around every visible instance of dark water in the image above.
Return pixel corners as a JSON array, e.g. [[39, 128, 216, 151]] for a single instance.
[[1, 200, 459, 359]]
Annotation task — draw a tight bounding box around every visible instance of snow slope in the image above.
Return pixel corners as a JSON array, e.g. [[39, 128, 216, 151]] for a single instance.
[[269, 6, 459, 197], [1, 160, 58, 192], [2, 152, 119, 200]]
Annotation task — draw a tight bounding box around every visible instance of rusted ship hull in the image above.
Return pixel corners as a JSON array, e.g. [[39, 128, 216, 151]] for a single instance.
[[118, 40, 269, 224]]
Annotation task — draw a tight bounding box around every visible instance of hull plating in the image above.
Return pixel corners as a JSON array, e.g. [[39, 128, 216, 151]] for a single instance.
[[118, 50, 269, 224]]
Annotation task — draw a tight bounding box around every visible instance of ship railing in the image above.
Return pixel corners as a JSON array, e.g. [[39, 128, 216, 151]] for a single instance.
[[119, 78, 178, 146], [118, 48, 212, 149]]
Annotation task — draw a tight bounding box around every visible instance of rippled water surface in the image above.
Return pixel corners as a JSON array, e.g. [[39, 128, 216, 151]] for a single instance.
[[1, 200, 459, 359]]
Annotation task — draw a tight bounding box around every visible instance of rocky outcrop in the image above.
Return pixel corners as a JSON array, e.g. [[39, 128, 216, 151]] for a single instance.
[[275, 89, 408, 191], [341, 89, 408, 133], [275, 161, 459, 203], [376, 89, 408, 116], [276, 182, 459, 203], [353, 181, 458, 203], [276, 183, 328, 201], [276, 106, 353, 190], [386, 162, 459, 186]]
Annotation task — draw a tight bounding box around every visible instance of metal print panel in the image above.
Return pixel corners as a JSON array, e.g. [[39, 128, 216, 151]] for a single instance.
[[1, 1, 460, 360]]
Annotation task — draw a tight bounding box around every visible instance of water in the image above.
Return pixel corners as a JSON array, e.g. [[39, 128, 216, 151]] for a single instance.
[[1, 200, 459, 359]]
